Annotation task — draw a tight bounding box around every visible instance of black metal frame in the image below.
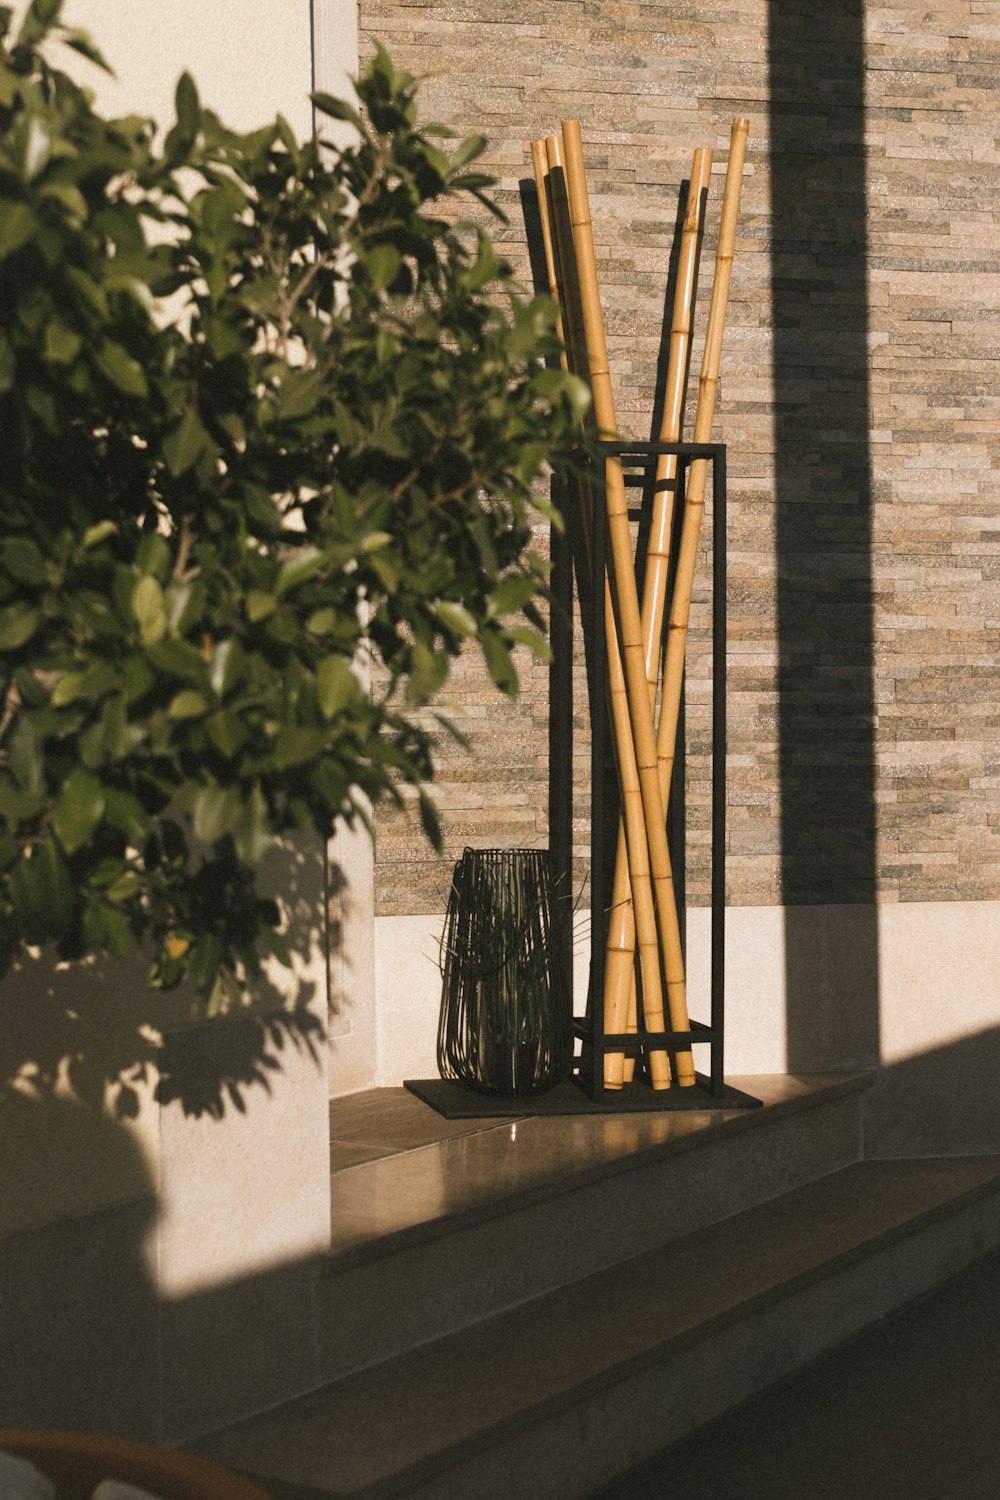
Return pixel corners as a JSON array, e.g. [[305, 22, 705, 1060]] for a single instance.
[[405, 437, 761, 1121], [549, 439, 757, 1110]]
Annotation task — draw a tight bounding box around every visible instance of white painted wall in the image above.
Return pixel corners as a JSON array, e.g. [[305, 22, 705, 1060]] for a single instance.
[[372, 898, 1000, 1155], [46, 0, 315, 138]]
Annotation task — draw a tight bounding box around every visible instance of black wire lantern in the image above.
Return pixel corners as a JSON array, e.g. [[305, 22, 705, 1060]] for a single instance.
[[437, 847, 571, 1096]]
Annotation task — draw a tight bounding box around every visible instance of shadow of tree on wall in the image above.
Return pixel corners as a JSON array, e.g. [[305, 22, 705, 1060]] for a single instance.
[[769, 0, 881, 1069], [0, 838, 327, 1124], [0, 841, 333, 1445]]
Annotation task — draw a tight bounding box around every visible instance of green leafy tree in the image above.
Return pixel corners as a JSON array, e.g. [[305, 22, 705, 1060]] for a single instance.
[[0, 2, 586, 1049]]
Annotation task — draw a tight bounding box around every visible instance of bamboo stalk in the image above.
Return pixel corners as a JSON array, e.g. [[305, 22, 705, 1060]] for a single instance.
[[643, 148, 714, 694], [656, 118, 749, 814], [616, 145, 713, 1085], [535, 136, 671, 1088], [531, 139, 565, 349], [561, 118, 694, 1086]]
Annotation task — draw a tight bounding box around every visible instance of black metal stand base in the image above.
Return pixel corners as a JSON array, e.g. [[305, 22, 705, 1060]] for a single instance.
[[405, 1075, 761, 1119]]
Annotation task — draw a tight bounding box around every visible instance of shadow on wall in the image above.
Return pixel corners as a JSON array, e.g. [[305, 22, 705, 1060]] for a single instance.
[[0, 836, 328, 1127], [0, 1095, 162, 1436], [0, 1089, 331, 1442], [0, 836, 333, 1438], [865, 1026, 1000, 1159], [768, 0, 881, 1069]]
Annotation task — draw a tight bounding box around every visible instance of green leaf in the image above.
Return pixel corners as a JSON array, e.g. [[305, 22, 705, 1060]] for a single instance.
[[167, 689, 210, 719], [246, 591, 277, 622], [317, 654, 358, 719], [0, 56, 19, 111], [307, 608, 336, 636], [94, 339, 149, 397], [370, 553, 399, 592], [206, 710, 248, 758], [434, 600, 478, 637], [25, 383, 57, 433], [405, 639, 448, 705], [242, 486, 283, 536], [311, 92, 364, 129], [43, 318, 82, 364], [504, 626, 552, 660], [481, 630, 519, 696], [83, 900, 131, 959], [0, 336, 15, 395], [50, 661, 119, 707], [39, 181, 88, 224], [105, 870, 141, 902], [488, 574, 538, 617], [450, 133, 487, 170], [0, 603, 40, 651], [276, 369, 323, 420], [132, 574, 167, 646], [11, 838, 74, 942], [206, 970, 234, 1016], [175, 71, 201, 137], [53, 767, 106, 855], [91, 696, 146, 762], [0, 827, 18, 870], [62, 26, 111, 71], [365, 244, 401, 290], [0, 537, 47, 585], [193, 783, 241, 844], [120, 655, 156, 702], [8, 715, 41, 794], [147, 637, 206, 684], [23, 0, 61, 29], [275, 547, 324, 597], [66, 266, 107, 318], [271, 726, 329, 770], [163, 410, 210, 477], [0, 772, 43, 824], [165, 578, 206, 635], [209, 638, 245, 697], [103, 787, 148, 842], [136, 531, 171, 580], [199, 180, 247, 238], [11, 113, 51, 181], [0, 201, 37, 260], [233, 784, 273, 865], [189, 933, 222, 994], [81, 520, 117, 550]]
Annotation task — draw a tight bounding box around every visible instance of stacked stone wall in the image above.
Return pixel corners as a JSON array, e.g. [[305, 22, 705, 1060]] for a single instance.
[[358, 0, 1000, 916]]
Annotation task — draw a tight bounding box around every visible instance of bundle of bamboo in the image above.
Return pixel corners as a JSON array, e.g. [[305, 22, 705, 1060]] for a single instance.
[[531, 116, 749, 1091]]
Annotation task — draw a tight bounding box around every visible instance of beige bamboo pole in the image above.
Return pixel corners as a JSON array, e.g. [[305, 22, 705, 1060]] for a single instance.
[[535, 137, 671, 1088], [642, 148, 714, 695], [561, 118, 695, 1087], [656, 118, 749, 814], [615, 145, 713, 1085]]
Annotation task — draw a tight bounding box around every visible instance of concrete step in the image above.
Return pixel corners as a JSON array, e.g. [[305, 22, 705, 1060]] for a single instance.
[[315, 1073, 869, 1383], [192, 1155, 1000, 1499]]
